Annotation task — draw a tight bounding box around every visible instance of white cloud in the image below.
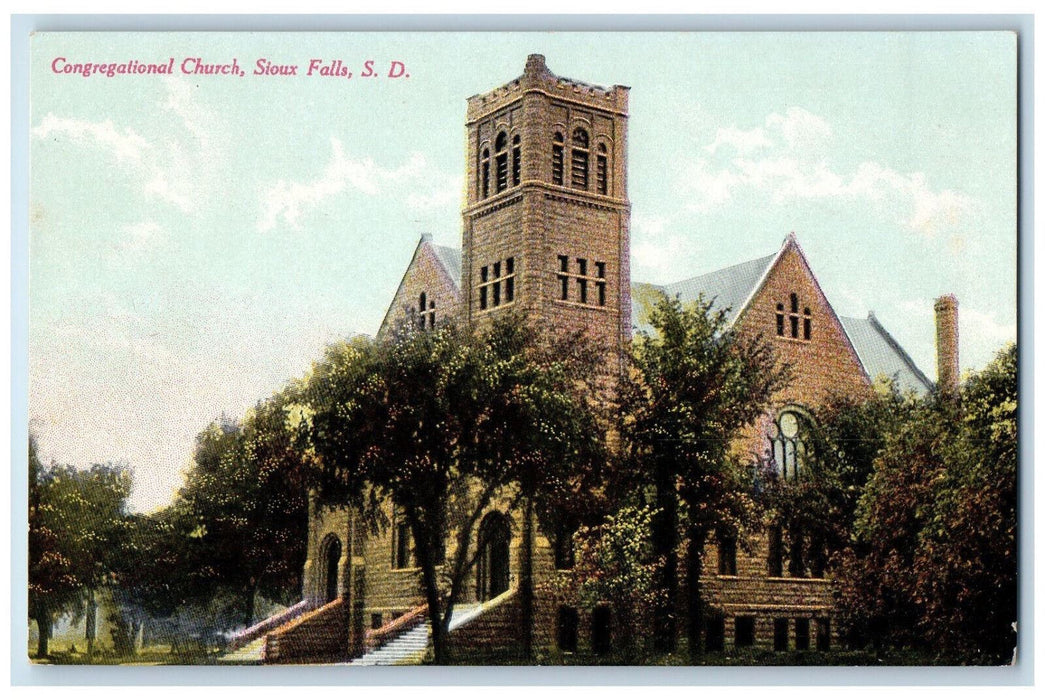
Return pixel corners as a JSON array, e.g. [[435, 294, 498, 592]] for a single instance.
[[631, 212, 698, 281], [705, 125, 772, 155], [32, 114, 152, 165], [31, 78, 226, 214], [257, 139, 430, 231], [682, 107, 973, 239]]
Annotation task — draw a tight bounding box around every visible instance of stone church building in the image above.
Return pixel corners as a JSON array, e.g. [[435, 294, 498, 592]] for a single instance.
[[235, 55, 954, 664]]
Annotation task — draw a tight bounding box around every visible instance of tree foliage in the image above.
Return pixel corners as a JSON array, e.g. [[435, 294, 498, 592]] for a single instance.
[[172, 388, 312, 631], [556, 505, 664, 660], [836, 344, 1017, 663], [28, 436, 132, 657], [301, 314, 605, 663], [757, 381, 916, 579], [618, 292, 790, 656]]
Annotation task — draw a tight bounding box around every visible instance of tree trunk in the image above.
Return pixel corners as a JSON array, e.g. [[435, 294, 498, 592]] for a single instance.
[[412, 516, 451, 664], [134, 617, 144, 655], [243, 584, 257, 629], [519, 496, 535, 661], [85, 589, 96, 660], [652, 461, 678, 652], [618, 603, 636, 662], [686, 527, 707, 662], [34, 607, 51, 658]]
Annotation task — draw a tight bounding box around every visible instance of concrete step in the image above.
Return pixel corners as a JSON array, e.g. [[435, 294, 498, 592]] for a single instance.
[[345, 602, 487, 666]]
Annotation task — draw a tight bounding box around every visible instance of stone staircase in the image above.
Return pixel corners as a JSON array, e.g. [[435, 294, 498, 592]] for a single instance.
[[262, 597, 351, 663], [216, 600, 313, 665], [348, 620, 430, 665], [346, 602, 483, 666]]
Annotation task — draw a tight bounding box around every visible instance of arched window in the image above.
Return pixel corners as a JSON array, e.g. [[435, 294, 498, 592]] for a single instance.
[[571, 127, 589, 190], [480, 147, 490, 199], [596, 143, 609, 194], [477, 511, 511, 601], [321, 534, 342, 603], [551, 132, 564, 185], [512, 134, 521, 186], [717, 531, 737, 575], [770, 407, 814, 481], [495, 132, 508, 193], [417, 292, 435, 329]]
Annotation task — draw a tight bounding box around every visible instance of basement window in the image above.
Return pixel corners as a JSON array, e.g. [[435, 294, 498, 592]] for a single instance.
[[795, 618, 810, 651], [734, 616, 755, 648]]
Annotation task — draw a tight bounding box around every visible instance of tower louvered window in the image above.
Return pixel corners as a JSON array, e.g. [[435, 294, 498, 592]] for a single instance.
[[596, 143, 608, 195], [495, 132, 508, 193], [552, 132, 564, 185], [512, 135, 521, 186], [480, 148, 490, 199], [571, 127, 589, 190]]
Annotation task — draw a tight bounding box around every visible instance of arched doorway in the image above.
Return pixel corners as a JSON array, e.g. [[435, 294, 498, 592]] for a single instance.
[[476, 512, 511, 601], [322, 535, 342, 603]]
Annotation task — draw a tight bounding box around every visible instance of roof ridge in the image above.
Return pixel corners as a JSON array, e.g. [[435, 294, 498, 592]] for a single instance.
[[661, 251, 776, 288]]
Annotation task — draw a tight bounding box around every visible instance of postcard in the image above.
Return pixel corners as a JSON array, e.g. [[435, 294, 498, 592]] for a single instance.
[[25, 30, 1018, 670]]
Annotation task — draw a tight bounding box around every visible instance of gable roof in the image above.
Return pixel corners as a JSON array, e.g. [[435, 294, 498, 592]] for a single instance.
[[636, 252, 777, 330], [839, 314, 934, 394], [389, 235, 934, 394], [377, 235, 463, 338], [432, 245, 462, 288], [632, 235, 934, 395]]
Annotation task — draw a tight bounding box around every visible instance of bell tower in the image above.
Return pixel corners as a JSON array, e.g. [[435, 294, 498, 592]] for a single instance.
[[461, 54, 631, 357]]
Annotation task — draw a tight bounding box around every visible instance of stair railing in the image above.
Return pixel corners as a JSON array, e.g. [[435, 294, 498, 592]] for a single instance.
[[364, 603, 428, 651]]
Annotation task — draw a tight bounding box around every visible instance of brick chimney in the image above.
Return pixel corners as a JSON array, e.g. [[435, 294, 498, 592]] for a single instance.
[[934, 294, 960, 394]]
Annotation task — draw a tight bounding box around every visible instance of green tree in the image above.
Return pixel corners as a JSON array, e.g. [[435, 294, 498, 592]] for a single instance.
[[28, 436, 132, 658], [619, 292, 789, 657], [837, 344, 1017, 663], [757, 381, 916, 584], [176, 389, 311, 630], [302, 315, 604, 663], [557, 505, 664, 661]]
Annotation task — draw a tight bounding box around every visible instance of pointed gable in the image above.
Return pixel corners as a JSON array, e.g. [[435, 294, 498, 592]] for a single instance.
[[377, 235, 463, 340], [737, 234, 872, 406]]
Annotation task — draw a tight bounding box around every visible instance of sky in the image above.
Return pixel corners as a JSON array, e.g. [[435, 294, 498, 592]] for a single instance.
[[28, 32, 1017, 513]]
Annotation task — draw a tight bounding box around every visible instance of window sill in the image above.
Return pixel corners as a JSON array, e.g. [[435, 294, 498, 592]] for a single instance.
[[766, 575, 829, 583], [774, 335, 812, 344], [476, 300, 518, 314], [552, 299, 614, 312]]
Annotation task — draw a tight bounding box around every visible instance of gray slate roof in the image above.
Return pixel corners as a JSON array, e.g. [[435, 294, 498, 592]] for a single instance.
[[839, 314, 934, 394], [420, 240, 934, 395], [632, 252, 776, 332], [432, 245, 462, 287]]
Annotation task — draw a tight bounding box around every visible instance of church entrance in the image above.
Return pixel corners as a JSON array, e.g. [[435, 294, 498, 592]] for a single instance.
[[477, 512, 511, 601], [323, 535, 342, 603]]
